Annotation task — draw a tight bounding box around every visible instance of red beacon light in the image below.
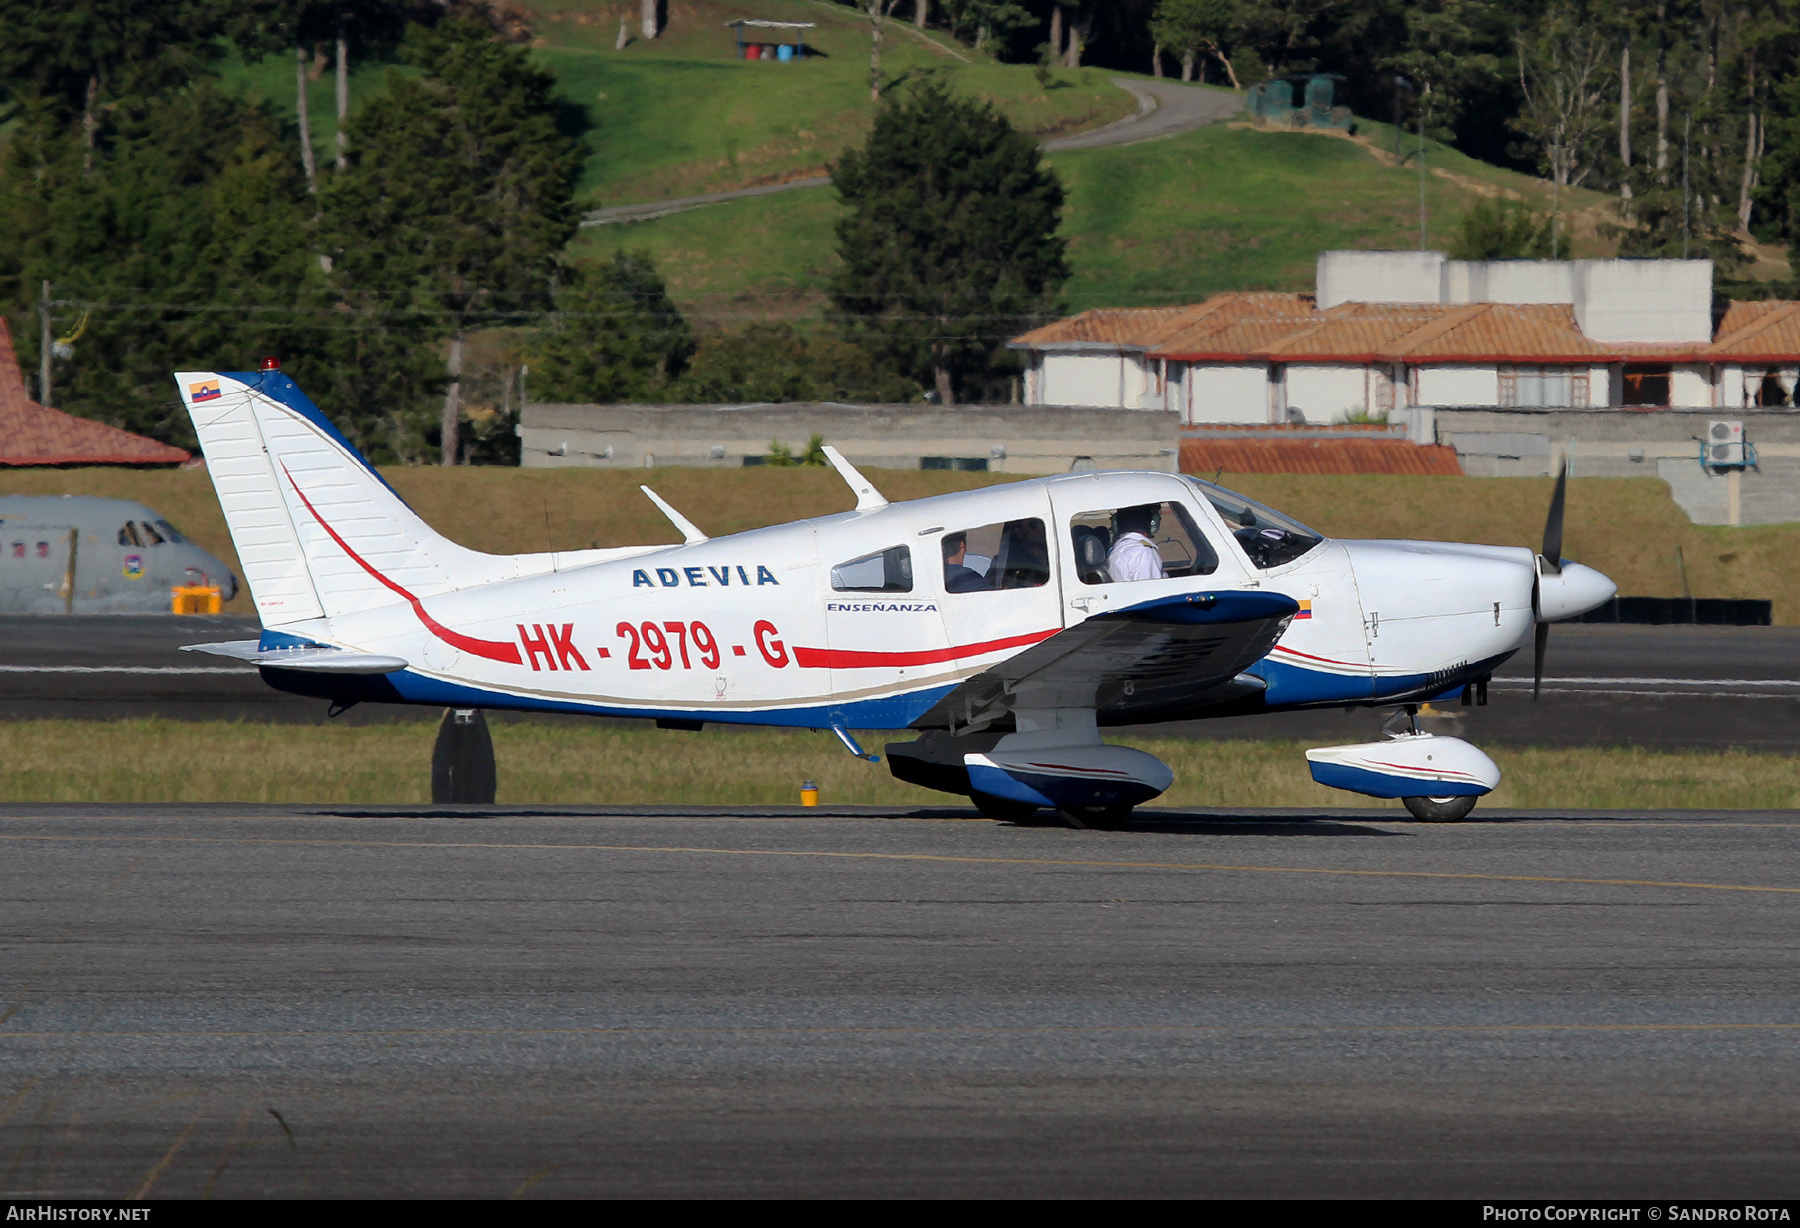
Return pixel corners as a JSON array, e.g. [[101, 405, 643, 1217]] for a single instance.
[[259, 356, 281, 371]]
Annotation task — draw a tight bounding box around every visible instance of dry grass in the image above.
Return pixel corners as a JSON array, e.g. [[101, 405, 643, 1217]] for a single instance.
[[8, 468, 1798, 621], [2, 719, 1794, 811]]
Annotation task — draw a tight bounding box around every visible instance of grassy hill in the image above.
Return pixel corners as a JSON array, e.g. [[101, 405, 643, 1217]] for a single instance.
[[229, 0, 1133, 210], [8, 467, 1796, 623], [574, 115, 1617, 318], [222, 0, 1638, 320]]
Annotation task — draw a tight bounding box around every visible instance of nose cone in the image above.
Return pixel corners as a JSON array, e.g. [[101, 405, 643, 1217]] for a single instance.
[[1537, 561, 1616, 622], [220, 572, 240, 602]]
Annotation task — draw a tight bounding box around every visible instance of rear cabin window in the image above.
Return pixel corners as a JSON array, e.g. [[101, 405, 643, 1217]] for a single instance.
[[1186, 478, 1323, 570], [831, 545, 912, 593], [1068, 501, 1218, 585], [941, 518, 1050, 592]]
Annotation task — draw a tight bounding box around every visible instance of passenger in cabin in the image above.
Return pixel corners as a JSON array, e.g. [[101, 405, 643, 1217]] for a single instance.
[[1108, 504, 1167, 582], [942, 532, 987, 592]]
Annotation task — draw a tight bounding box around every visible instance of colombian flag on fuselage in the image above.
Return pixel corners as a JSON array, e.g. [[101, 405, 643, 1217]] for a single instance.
[[189, 379, 221, 402], [1295, 599, 1312, 619]]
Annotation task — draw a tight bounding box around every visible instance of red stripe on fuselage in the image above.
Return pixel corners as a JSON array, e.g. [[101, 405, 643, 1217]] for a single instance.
[[793, 628, 1058, 670], [282, 464, 523, 665]]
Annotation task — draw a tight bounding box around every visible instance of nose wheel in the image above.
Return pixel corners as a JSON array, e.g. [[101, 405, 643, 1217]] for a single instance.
[[1402, 794, 1477, 822]]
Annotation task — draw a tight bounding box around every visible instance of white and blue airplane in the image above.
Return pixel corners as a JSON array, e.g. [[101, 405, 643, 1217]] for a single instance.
[[175, 365, 1615, 827]]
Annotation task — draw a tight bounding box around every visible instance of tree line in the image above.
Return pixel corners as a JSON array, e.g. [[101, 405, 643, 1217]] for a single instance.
[[900, 0, 1800, 273], [0, 1, 1066, 461]]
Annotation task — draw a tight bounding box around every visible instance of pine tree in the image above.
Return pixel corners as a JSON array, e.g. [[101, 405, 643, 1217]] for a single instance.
[[830, 78, 1067, 406], [0, 86, 323, 444], [528, 253, 695, 403], [322, 15, 584, 464], [0, 0, 225, 171]]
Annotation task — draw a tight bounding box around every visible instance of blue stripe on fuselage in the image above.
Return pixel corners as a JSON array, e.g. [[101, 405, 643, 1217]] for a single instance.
[[259, 664, 956, 731]]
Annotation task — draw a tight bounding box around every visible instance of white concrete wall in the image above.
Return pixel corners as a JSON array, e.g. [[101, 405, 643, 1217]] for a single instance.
[[1468, 260, 1577, 305], [1125, 355, 1156, 409], [1284, 364, 1367, 420], [1721, 364, 1748, 407], [1317, 250, 1446, 308], [1416, 364, 1499, 406], [1041, 352, 1129, 407], [1187, 363, 1270, 424], [1574, 259, 1713, 343], [1672, 364, 1715, 408]]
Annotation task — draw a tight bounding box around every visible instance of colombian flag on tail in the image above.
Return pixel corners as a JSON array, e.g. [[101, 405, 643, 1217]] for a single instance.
[[189, 379, 221, 402]]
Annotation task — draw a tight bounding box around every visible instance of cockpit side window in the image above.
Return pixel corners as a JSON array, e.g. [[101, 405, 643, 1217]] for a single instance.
[[831, 545, 912, 593], [1069, 502, 1218, 585], [1184, 477, 1323, 570], [118, 523, 142, 547], [941, 519, 1049, 592], [138, 521, 165, 545], [154, 519, 186, 544]]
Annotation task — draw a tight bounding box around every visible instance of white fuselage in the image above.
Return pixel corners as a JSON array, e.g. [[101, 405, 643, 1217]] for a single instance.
[[276, 469, 1575, 727]]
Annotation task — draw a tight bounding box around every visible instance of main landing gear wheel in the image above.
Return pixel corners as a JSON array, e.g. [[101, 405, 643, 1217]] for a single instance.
[[970, 791, 1041, 822], [1403, 795, 1478, 823], [1057, 803, 1134, 831]]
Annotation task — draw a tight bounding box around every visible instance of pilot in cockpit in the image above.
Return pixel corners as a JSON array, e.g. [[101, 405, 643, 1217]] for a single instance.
[[1107, 504, 1167, 582]]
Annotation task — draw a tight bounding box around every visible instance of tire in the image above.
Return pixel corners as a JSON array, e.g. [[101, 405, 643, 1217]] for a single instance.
[[1402, 794, 1478, 823], [970, 791, 1040, 822], [1057, 803, 1134, 831]]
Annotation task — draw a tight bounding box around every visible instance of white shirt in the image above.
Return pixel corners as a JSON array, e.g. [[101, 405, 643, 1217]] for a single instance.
[[1108, 531, 1166, 582]]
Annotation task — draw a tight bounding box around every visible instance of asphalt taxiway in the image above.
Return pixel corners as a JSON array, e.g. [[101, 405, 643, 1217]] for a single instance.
[[3, 804, 1798, 1197], [5, 615, 1799, 749]]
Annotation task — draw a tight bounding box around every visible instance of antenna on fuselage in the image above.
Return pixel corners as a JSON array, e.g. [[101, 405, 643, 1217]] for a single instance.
[[821, 445, 887, 512], [639, 486, 708, 545]]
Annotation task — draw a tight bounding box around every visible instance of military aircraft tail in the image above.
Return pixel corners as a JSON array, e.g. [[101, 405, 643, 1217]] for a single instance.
[[175, 368, 516, 630]]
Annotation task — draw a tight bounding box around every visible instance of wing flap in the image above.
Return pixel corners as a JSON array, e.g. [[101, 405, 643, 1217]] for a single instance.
[[915, 590, 1296, 730]]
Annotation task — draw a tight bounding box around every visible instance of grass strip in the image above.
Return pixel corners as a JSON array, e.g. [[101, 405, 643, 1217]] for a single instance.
[[0, 718, 1794, 809]]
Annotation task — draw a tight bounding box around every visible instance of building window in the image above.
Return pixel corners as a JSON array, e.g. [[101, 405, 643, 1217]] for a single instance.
[[1502, 365, 1580, 407], [1622, 364, 1672, 407], [1753, 369, 1792, 407]]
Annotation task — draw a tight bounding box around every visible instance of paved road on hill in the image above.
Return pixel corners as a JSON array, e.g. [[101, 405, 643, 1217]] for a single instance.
[[3, 616, 1796, 751], [578, 78, 1244, 228], [3, 804, 1797, 1197]]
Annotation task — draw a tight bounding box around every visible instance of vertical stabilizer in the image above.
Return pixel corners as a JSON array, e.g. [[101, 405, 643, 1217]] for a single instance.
[[175, 370, 507, 627]]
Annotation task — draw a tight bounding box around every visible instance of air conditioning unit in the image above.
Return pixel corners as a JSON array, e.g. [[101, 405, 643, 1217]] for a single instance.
[[1707, 419, 1746, 466]]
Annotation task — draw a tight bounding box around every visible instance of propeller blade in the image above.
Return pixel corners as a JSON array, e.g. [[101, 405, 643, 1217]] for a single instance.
[[1533, 621, 1549, 701], [1540, 461, 1567, 575]]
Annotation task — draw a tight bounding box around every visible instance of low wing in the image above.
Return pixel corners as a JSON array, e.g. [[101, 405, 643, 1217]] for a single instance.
[[181, 640, 408, 675], [913, 590, 1298, 731]]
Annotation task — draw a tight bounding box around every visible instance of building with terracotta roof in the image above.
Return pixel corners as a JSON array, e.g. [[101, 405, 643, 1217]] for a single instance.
[[1011, 251, 1797, 425], [0, 320, 190, 467]]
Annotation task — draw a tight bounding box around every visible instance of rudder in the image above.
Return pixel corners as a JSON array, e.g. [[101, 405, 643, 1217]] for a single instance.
[[175, 370, 496, 627]]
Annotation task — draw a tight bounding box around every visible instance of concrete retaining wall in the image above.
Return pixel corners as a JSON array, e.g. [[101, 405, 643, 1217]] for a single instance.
[[518, 403, 1181, 475], [1433, 406, 1800, 525]]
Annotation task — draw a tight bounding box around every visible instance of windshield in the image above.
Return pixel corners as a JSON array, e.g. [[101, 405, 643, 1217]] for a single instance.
[[1183, 477, 1323, 570]]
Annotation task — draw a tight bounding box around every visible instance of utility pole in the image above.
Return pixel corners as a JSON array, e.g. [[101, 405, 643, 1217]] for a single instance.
[[38, 280, 52, 408], [1681, 113, 1692, 259], [1418, 88, 1428, 250]]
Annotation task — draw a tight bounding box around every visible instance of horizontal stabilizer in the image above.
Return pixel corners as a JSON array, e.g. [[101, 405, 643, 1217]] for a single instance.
[[181, 641, 408, 675]]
